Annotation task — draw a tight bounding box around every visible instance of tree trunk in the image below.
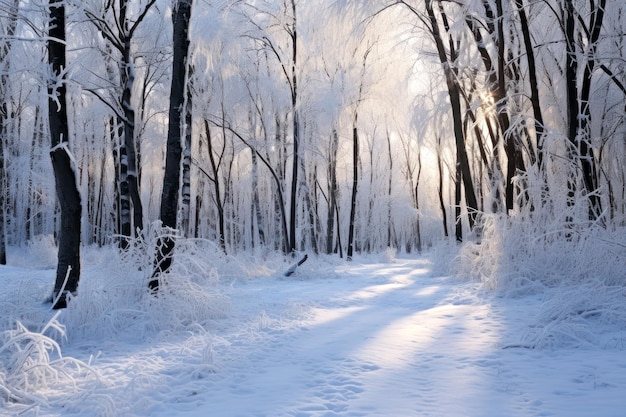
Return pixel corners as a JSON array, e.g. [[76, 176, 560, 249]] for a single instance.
[[48, 0, 82, 309], [150, 0, 193, 290], [386, 130, 394, 248], [0, 127, 5, 265], [347, 127, 358, 260], [414, 150, 423, 252], [326, 129, 339, 254], [288, 0, 299, 254], [562, 0, 603, 220], [493, 0, 516, 213], [205, 120, 226, 252], [577, 0, 605, 219], [302, 163, 319, 254], [251, 147, 265, 246], [436, 135, 449, 237], [180, 63, 194, 237], [515, 0, 545, 169], [0, 103, 6, 265]]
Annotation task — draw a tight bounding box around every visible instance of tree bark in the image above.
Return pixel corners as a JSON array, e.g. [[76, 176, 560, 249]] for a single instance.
[[347, 127, 358, 260], [48, 0, 82, 309], [151, 0, 193, 290], [288, 0, 299, 254], [436, 135, 449, 238], [515, 0, 545, 169], [326, 129, 339, 254], [180, 63, 194, 237], [0, 126, 5, 265], [386, 130, 394, 248], [577, 0, 605, 219], [204, 120, 226, 252]]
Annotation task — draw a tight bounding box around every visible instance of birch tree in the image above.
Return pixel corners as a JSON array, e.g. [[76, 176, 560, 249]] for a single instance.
[[84, 0, 157, 247]]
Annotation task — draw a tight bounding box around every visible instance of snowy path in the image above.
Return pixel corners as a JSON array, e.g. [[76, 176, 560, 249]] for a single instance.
[[3, 257, 626, 416], [144, 259, 626, 417]]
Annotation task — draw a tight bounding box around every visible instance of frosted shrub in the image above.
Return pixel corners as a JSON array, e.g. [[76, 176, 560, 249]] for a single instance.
[[142, 233, 231, 331], [522, 281, 626, 349], [456, 209, 626, 348], [61, 223, 231, 343], [0, 312, 101, 409]]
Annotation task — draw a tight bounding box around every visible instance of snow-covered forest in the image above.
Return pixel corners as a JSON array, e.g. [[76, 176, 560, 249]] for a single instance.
[[1, 0, 626, 415], [0, 0, 622, 261]]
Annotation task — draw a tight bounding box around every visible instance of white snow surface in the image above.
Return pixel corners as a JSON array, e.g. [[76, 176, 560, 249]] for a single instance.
[[1, 245, 625, 417]]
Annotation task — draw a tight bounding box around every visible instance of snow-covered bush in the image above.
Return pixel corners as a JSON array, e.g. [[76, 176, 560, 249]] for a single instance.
[[60, 222, 232, 343], [455, 209, 626, 348], [0, 312, 103, 412]]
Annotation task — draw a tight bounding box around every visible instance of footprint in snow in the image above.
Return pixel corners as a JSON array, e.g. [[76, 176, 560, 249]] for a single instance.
[[292, 357, 379, 416]]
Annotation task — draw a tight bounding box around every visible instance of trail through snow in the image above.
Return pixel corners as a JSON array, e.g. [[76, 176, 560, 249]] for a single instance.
[[1, 257, 626, 416]]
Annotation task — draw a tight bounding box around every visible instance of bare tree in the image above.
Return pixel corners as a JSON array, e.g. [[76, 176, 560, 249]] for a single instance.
[[423, 0, 478, 240], [562, 0, 605, 220], [241, 0, 300, 254], [85, 0, 157, 247], [347, 43, 372, 260]]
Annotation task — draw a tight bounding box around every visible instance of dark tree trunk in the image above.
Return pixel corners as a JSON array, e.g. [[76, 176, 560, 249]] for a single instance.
[[577, 0, 605, 219], [0, 103, 6, 265], [414, 151, 423, 252], [564, 0, 579, 212], [562, 0, 603, 220], [493, 0, 516, 213], [326, 129, 339, 254], [347, 127, 358, 260], [515, 0, 545, 169], [436, 136, 449, 238], [150, 0, 193, 290], [0, 126, 5, 265], [288, 0, 299, 255], [48, 0, 82, 309], [289, 110, 299, 254], [386, 131, 394, 247], [205, 120, 226, 252]]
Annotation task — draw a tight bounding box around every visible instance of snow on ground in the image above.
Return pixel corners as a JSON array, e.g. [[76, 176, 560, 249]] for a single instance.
[[1, 246, 626, 417]]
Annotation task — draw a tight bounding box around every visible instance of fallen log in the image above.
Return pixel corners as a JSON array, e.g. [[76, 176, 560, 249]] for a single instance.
[[284, 254, 308, 277]]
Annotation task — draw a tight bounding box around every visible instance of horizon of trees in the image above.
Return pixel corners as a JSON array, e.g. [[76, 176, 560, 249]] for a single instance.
[[0, 0, 624, 274]]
